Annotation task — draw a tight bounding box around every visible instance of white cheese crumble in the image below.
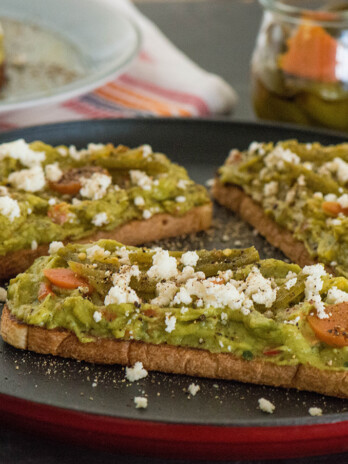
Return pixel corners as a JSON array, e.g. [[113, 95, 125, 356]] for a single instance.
[[205, 178, 215, 188], [57, 147, 68, 156], [125, 361, 148, 382], [147, 249, 178, 280], [105, 265, 141, 306], [263, 181, 278, 197], [0, 196, 20, 222], [0, 139, 45, 167], [141, 144, 152, 158], [0, 287, 7, 302], [177, 179, 190, 189], [298, 175, 306, 187], [324, 193, 337, 202], [337, 194, 348, 208], [165, 313, 176, 333], [328, 218, 342, 227], [79, 173, 111, 200], [303, 264, 328, 319], [86, 245, 111, 261], [151, 281, 177, 306], [134, 396, 148, 409], [329, 157, 348, 184], [45, 163, 63, 182], [92, 212, 109, 227], [326, 286, 348, 304], [188, 383, 200, 396], [31, 240, 38, 250], [308, 407, 322, 417], [181, 251, 199, 267], [143, 209, 152, 219], [93, 311, 102, 323], [134, 196, 145, 207], [248, 141, 265, 155], [313, 192, 323, 200], [285, 277, 297, 290], [264, 146, 300, 171], [258, 398, 275, 414], [130, 170, 152, 191], [245, 267, 277, 308], [8, 166, 46, 192], [48, 198, 57, 206], [175, 196, 186, 203], [48, 241, 64, 255]]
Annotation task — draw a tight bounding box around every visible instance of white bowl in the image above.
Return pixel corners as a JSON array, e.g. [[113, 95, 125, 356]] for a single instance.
[[0, 0, 141, 112]]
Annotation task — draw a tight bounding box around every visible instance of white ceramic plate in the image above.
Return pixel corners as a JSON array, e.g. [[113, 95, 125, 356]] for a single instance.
[[0, 0, 141, 112]]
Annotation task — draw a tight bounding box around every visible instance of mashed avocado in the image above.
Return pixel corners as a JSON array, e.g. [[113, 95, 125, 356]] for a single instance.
[[0, 140, 210, 255], [7, 240, 348, 371], [219, 140, 348, 277]]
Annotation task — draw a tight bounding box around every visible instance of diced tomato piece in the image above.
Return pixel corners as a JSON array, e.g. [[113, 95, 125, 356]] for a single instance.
[[38, 282, 55, 301], [263, 349, 281, 356], [47, 203, 69, 225]]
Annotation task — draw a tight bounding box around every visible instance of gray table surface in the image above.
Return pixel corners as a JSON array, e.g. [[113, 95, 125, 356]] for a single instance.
[[1, 1, 347, 463]]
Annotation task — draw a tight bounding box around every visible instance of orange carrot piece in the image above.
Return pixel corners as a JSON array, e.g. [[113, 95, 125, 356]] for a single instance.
[[307, 302, 348, 347], [38, 282, 55, 301], [279, 24, 338, 83], [322, 201, 342, 216], [43, 268, 91, 292]]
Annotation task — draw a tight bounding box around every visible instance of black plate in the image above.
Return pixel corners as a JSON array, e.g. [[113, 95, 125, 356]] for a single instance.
[[1, 118, 348, 428]]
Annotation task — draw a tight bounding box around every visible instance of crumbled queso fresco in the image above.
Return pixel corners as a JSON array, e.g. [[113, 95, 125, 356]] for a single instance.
[[258, 398, 275, 414], [83, 242, 346, 322], [308, 407, 323, 416], [125, 361, 148, 382], [134, 396, 148, 409], [188, 383, 200, 396]]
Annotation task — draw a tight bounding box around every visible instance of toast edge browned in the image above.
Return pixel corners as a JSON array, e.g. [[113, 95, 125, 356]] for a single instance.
[[0, 203, 212, 280], [212, 181, 319, 268], [1, 306, 348, 398]]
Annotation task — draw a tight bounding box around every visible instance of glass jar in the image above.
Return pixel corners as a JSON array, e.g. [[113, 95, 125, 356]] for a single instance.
[[251, 0, 348, 131]]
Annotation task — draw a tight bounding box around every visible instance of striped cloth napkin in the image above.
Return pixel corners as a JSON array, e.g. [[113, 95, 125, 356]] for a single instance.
[[0, 0, 237, 130]]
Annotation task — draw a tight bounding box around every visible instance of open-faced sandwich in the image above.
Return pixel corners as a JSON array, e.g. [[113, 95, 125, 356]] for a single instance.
[[213, 140, 348, 277], [0, 139, 211, 280], [2, 239, 348, 398]]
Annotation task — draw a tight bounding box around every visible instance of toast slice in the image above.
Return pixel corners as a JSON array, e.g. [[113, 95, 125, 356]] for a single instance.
[[213, 140, 348, 277], [2, 239, 348, 398], [0, 140, 212, 280]]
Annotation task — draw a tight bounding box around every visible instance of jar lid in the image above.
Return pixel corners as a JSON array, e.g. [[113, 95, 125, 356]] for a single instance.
[[260, 0, 348, 26]]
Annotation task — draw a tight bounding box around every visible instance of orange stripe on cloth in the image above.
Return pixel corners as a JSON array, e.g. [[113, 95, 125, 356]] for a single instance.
[[95, 82, 192, 117]]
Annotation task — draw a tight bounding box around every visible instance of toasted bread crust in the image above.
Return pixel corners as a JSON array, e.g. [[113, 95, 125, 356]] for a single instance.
[[212, 181, 320, 268], [0, 204, 212, 280], [2, 306, 348, 398]]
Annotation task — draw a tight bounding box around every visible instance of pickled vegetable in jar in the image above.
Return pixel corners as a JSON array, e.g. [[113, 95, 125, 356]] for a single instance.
[[251, 0, 348, 131]]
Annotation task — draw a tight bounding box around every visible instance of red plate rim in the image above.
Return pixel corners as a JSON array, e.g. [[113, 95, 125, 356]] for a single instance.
[[1, 392, 348, 461]]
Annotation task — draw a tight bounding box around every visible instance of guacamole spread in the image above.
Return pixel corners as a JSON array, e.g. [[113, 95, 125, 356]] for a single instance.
[[7, 239, 348, 371], [218, 140, 348, 277], [0, 140, 209, 255]]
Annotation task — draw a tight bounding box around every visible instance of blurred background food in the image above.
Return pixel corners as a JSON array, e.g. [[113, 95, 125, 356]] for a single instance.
[[0, 18, 85, 99], [252, 0, 348, 131]]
